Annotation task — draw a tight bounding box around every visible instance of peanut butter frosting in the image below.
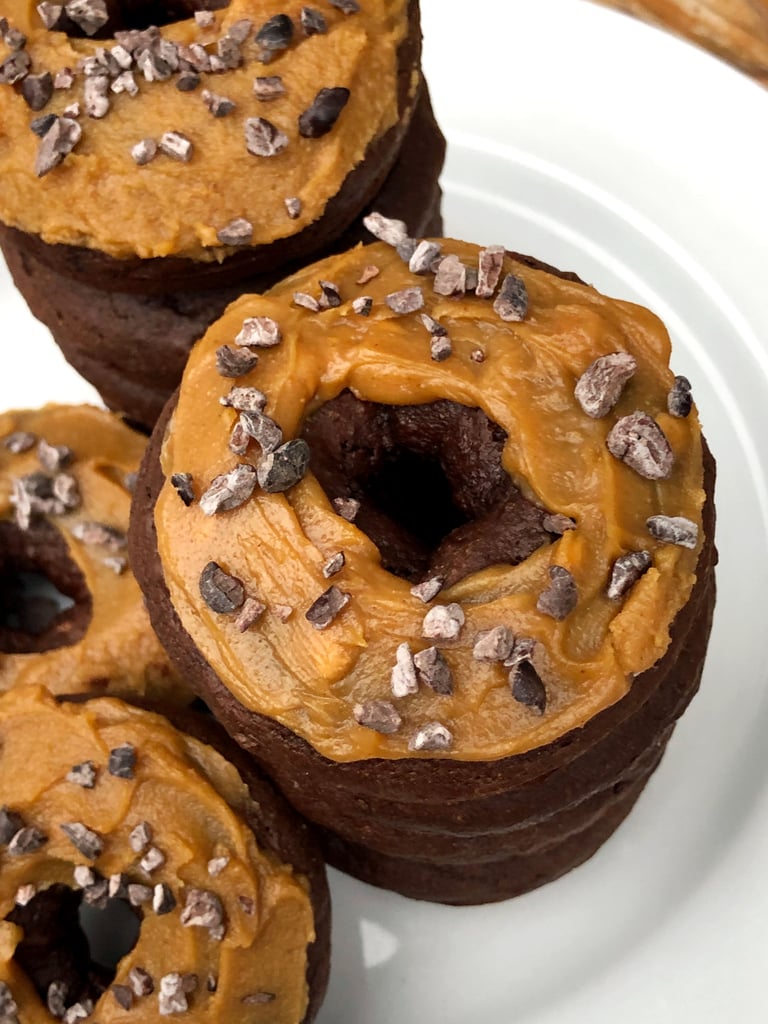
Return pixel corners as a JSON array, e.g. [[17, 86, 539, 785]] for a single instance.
[[0, 686, 316, 1023], [0, 404, 187, 702], [155, 237, 707, 762], [0, 1, 411, 260]]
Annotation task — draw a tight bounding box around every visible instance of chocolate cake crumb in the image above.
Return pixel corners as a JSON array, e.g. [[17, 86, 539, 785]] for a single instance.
[[35, 116, 81, 177], [410, 576, 444, 603], [257, 439, 310, 492], [21, 72, 53, 112], [607, 550, 652, 600], [216, 345, 258, 378], [305, 585, 349, 629], [217, 218, 252, 245], [128, 883, 152, 906], [668, 375, 693, 418], [363, 212, 409, 247], [294, 291, 321, 311], [67, 761, 97, 788], [322, 551, 345, 578], [409, 240, 442, 274], [542, 513, 576, 534], [385, 287, 424, 314], [1, 808, 29, 846], [170, 472, 195, 506], [181, 888, 225, 934], [199, 562, 246, 613], [129, 821, 152, 853], [319, 280, 342, 309], [242, 991, 276, 1005], [236, 316, 281, 347], [131, 138, 157, 165], [476, 246, 505, 298], [255, 13, 294, 55], [352, 296, 373, 316], [391, 642, 418, 698], [153, 882, 176, 915], [254, 75, 286, 101], [112, 985, 133, 1011], [65, 0, 108, 35], [574, 352, 637, 418], [510, 660, 547, 713], [159, 131, 193, 162], [3, 431, 37, 453], [140, 845, 165, 873], [284, 195, 302, 218], [60, 821, 103, 860], [431, 335, 452, 361], [537, 565, 578, 620], [413, 647, 453, 695], [422, 603, 464, 640], [353, 700, 402, 734], [357, 264, 380, 284], [494, 272, 529, 321], [71, 521, 126, 550], [299, 86, 350, 138], [220, 386, 267, 412], [234, 596, 265, 632], [15, 883, 36, 907], [203, 89, 236, 117], [240, 410, 283, 454], [646, 514, 699, 549], [409, 721, 452, 751], [606, 411, 674, 480], [301, 6, 327, 34], [433, 255, 467, 297], [199, 464, 257, 515], [473, 626, 514, 662], [109, 743, 136, 779], [332, 496, 360, 521], [159, 973, 188, 1015], [129, 967, 154, 997]]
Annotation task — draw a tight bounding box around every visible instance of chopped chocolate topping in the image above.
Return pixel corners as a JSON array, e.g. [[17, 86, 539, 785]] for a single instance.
[[476, 246, 505, 298], [319, 280, 342, 309], [129, 820, 152, 853], [103, 554, 127, 574], [73, 865, 96, 888], [606, 411, 674, 480], [199, 562, 246, 614], [131, 138, 157, 165], [274, 603, 293, 621], [255, 13, 294, 54], [510, 660, 547, 713], [140, 845, 165, 873], [181, 888, 225, 934], [363, 212, 409, 247], [217, 218, 252, 245], [668, 374, 693, 417], [646, 514, 699, 549], [3, 24, 26, 49], [541, 513, 576, 534], [158, 973, 188, 1016], [3, 431, 36, 454], [385, 287, 424, 315], [420, 312, 447, 337], [216, 345, 258, 378], [236, 315, 281, 347], [253, 74, 286, 101], [574, 352, 637, 418], [409, 240, 442, 275], [199, 464, 257, 515], [422, 602, 464, 640], [537, 565, 578, 620], [37, 439, 72, 472], [328, 0, 360, 12], [47, 981, 68, 1018], [507, 635, 539, 672], [240, 410, 283, 453], [413, 647, 453, 695], [470, 348, 486, 363], [35, 116, 82, 177], [128, 883, 152, 906], [170, 472, 195, 506], [301, 6, 327, 33], [208, 855, 230, 877], [207, 975, 218, 993], [71, 521, 126, 550], [257, 438, 311, 492], [84, 75, 109, 118], [322, 551, 345, 577], [352, 296, 373, 316], [159, 131, 193, 162], [410, 576, 444, 603], [108, 873, 128, 898], [65, 0, 108, 35], [473, 625, 514, 662], [332, 496, 360, 521], [220, 386, 267, 412], [52, 472, 80, 511], [203, 89, 236, 118], [299, 86, 350, 138], [175, 70, 200, 92], [0, 50, 30, 85], [357, 264, 380, 285], [112, 985, 133, 1011], [0, 982, 18, 1024], [391, 641, 418, 697], [433, 255, 467, 297], [60, 821, 103, 860], [21, 72, 53, 112], [242, 991, 276, 1005], [137, 49, 173, 82], [194, 9, 215, 26], [15, 883, 36, 907], [153, 883, 176, 915], [493, 272, 529, 321], [353, 700, 402, 734], [82, 877, 108, 908], [293, 291, 321, 311], [37, 2, 64, 28], [305, 585, 349, 629], [234, 596, 265, 632], [129, 968, 154, 998], [284, 195, 302, 218], [409, 721, 453, 752], [108, 743, 136, 779], [431, 335, 452, 361], [217, 36, 243, 69], [67, 761, 97, 788], [606, 550, 652, 599]]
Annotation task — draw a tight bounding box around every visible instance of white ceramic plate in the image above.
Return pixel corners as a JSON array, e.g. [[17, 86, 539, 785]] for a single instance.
[[2, 1, 768, 1021]]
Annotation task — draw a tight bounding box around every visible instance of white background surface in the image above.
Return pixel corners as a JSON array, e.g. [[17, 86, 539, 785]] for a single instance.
[[2, 1, 768, 1020]]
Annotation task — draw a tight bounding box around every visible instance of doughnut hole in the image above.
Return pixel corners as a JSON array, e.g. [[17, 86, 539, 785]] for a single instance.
[[0, 520, 92, 654], [60, 0, 231, 39], [6, 885, 141, 1010], [301, 390, 559, 586]]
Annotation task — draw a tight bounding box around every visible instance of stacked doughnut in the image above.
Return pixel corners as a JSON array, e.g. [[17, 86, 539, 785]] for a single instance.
[[129, 229, 717, 905], [0, 0, 445, 428]]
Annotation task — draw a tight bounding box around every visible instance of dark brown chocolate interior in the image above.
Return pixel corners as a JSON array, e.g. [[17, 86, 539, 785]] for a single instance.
[[7, 885, 141, 1010], [0, 520, 92, 654], [301, 391, 559, 586]]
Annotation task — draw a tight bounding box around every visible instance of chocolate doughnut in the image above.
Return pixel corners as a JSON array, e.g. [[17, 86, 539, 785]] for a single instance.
[[0, 0, 444, 427], [130, 233, 717, 904], [0, 404, 189, 703], [0, 685, 330, 1023]]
